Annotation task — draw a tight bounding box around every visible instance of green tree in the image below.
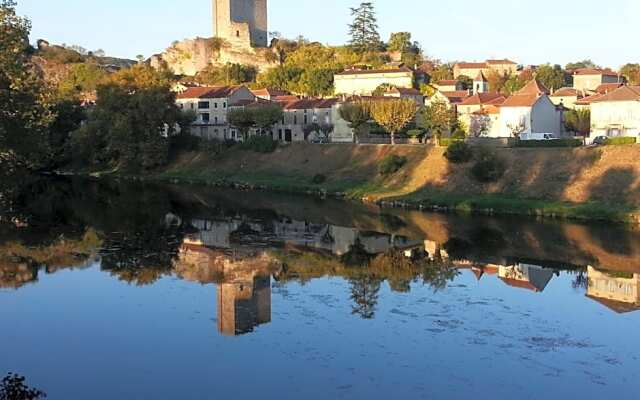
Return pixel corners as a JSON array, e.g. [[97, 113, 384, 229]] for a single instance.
[[565, 59, 599, 71], [419, 99, 456, 138], [387, 32, 412, 53], [0, 0, 54, 169], [428, 64, 454, 83], [297, 68, 336, 97], [535, 64, 569, 90], [348, 2, 381, 53], [503, 74, 527, 94], [370, 99, 418, 145], [252, 105, 284, 135], [338, 102, 371, 143], [227, 108, 256, 140], [456, 74, 473, 90], [486, 71, 511, 94], [195, 63, 257, 86], [564, 109, 591, 136], [256, 65, 303, 92], [58, 62, 107, 99]]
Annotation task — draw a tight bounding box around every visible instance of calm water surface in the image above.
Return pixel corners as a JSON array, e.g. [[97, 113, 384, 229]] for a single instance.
[[1, 177, 639, 399]]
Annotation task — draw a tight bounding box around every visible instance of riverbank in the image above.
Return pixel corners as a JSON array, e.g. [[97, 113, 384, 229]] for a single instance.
[[152, 143, 640, 224]]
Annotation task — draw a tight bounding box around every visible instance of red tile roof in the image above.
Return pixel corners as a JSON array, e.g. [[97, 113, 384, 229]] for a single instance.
[[573, 68, 619, 77], [472, 105, 501, 115], [176, 85, 244, 99], [459, 92, 505, 106], [455, 62, 487, 69], [517, 79, 550, 96], [586, 295, 640, 314], [251, 88, 291, 98], [439, 90, 471, 104], [486, 59, 517, 65], [550, 87, 580, 97], [388, 87, 422, 96], [575, 93, 604, 105], [500, 278, 542, 292], [591, 86, 640, 102], [500, 79, 549, 108], [437, 80, 459, 86], [336, 66, 413, 76], [595, 83, 624, 94]]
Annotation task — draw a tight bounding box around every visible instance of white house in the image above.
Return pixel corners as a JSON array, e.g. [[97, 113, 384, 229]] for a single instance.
[[270, 98, 342, 143], [572, 68, 621, 93], [334, 67, 414, 96], [498, 79, 563, 137], [589, 85, 640, 143], [176, 85, 256, 140]]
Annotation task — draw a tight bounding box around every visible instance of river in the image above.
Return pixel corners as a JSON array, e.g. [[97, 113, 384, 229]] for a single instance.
[[1, 177, 639, 399]]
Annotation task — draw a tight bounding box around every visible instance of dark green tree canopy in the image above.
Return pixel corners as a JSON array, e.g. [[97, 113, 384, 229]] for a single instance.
[[348, 2, 381, 53]]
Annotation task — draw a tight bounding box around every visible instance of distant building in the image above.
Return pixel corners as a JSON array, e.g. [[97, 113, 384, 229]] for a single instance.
[[434, 79, 463, 92], [588, 85, 640, 143], [586, 266, 640, 314], [473, 71, 489, 94], [453, 59, 518, 79], [572, 68, 621, 92], [383, 87, 424, 105], [427, 90, 471, 110], [270, 98, 339, 142], [176, 85, 256, 140], [498, 79, 563, 137], [457, 93, 506, 137], [251, 88, 294, 101], [549, 87, 582, 109], [334, 67, 415, 96]]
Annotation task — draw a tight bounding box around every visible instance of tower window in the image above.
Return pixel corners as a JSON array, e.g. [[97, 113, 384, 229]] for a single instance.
[[236, 31, 240, 37]]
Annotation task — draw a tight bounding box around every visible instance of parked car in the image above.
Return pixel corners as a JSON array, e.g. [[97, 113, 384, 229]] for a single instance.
[[592, 136, 608, 146], [520, 132, 559, 141]]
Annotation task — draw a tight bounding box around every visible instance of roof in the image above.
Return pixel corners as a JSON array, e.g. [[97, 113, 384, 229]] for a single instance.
[[500, 79, 549, 108], [517, 79, 550, 96], [595, 83, 624, 94], [336, 66, 413, 76], [486, 59, 517, 65], [575, 93, 604, 105], [459, 92, 505, 106], [573, 68, 619, 77], [473, 104, 501, 115], [439, 90, 471, 104], [436, 79, 459, 86], [591, 86, 640, 103], [251, 88, 291, 98], [388, 87, 422, 96], [176, 85, 244, 99], [500, 277, 541, 292], [550, 87, 580, 97], [586, 295, 640, 314], [278, 98, 338, 110], [455, 62, 487, 69]]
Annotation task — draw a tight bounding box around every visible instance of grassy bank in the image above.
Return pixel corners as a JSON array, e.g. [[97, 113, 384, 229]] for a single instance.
[[150, 143, 640, 224]]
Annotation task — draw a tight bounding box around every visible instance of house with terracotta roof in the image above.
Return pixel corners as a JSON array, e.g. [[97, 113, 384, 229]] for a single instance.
[[586, 266, 640, 314], [176, 85, 256, 140], [457, 93, 506, 137], [434, 79, 463, 92], [572, 68, 621, 92], [549, 87, 582, 109], [453, 59, 518, 79], [427, 90, 471, 110], [588, 85, 640, 143], [334, 67, 415, 96], [270, 98, 344, 143], [383, 87, 424, 105], [498, 79, 563, 137], [251, 88, 294, 101]]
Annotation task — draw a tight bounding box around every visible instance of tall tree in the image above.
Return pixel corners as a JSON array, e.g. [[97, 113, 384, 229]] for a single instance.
[[620, 63, 640, 85], [338, 101, 371, 143], [370, 99, 418, 145], [565, 59, 599, 71], [535, 64, 569, 90], [348, 2, 381, 53], [419, 99, 456, 138], [564, 109, 591, 136], [0, 0, 54, 169]]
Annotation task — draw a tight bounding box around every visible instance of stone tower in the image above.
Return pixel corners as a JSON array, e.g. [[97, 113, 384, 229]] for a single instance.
[[213, 0, 268, 48]]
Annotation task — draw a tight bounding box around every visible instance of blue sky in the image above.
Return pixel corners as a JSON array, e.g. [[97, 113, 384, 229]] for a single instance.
[[17, 0, 639, 68]]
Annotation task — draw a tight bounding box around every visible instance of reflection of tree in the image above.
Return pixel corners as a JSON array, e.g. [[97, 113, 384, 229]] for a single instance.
[[349, 274, 382, 320], [0, 373, 46, 400], [422, 262, 460, 292], [340, 240, 372, 267]]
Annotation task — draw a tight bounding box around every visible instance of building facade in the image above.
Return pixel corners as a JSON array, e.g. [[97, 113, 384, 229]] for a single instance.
[[572, 69, 621, 92], [589, 86, 640, 143], [334, 67, 415, 96]]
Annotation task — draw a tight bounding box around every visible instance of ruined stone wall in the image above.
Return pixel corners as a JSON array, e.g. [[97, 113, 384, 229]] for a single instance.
[[215, 0, 268, 49]]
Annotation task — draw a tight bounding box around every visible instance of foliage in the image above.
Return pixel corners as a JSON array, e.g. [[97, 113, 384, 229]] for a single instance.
[[57, 62, 107, 99], [0, 373, 46, 400], [240, 135, 278, 153], [256, 65, 303, 92], [603, 137, 637, 145], [438, 137, 463, 147], [297, 67, 337, 96], [456, 74, 473, 90], [38, 45, 84, 64], [444, 141, 473, 163], [348, 2, 381, 53], [338, 101, 371, 140], [565, 59, 599, 71], [71, 72, 182, 171], [108, 64, 174, 90], [535, 64, 569, 91], [428, 64, 454, 83], [228, 105, 283, 139], [227, 108, 255, 140], [311, 174, 327, 184], [486, 71, 511, 94], [195, 63, 257, 85], [372, 83, 396, 96], [387, 32, 422, 66], [515, 139, 583, 148], [370, 99, 418, 144], [419, 99, 456, 138], [503, 73, 528, 94], [406, 129, 425, 138], [620, 63, 640, 85], [469, 114, 492, 137], [564, 109, 591, 136], [378, 154, 407, 175], [471, 149, 506, 182]]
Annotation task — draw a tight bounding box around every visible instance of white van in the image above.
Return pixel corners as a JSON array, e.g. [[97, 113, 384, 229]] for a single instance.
[[520, 132, 558, 141]]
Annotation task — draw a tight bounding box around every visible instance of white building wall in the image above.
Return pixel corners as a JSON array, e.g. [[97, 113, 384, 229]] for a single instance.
[[590, 101, 640, 141], [531, 97, 563, 135], [334, 72, 414, 96]]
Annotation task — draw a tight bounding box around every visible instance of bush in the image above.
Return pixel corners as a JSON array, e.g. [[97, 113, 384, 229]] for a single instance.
[[406, 129, 425, 138], [471, 150, 506, 182], [240, 136, 278, 153], [604, 137, 637, 145], [379, 155, 408, 175], [439, 138, 464, 147], [444, 142, 473, 164], [311, 174, 327, 184], [516, 139, 583, 148]]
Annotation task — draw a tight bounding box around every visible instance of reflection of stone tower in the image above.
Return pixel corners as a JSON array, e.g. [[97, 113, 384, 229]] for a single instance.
[[217, 274, 271, 336], [214, 0, 268, 48]]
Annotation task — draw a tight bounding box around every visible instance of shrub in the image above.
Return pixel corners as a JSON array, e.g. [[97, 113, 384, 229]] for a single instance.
[[379, 154, 408, 175], [311, 174, 327, 184], [439, 138, 464, 147], [471, 150, 506, 182], [406, 129, 425, 138], [604, 137, 637, 145], [444, 141, 473, 164], [240, 136, 278, 153], [516, 139, 583, 148]]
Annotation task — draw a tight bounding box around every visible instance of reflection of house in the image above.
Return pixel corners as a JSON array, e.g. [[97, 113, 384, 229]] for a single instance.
[[586, 266, 640, 313], [498, 263, 555, 292], [218, 273, 271, 336]]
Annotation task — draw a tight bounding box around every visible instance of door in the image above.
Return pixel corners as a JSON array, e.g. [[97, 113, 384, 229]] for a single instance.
[[285, 129, 292, 142]]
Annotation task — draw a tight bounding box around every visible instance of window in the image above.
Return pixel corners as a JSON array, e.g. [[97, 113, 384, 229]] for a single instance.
[[190, 103, 194, 109], [223, 102, 227, 108], [198, 101, 210, 109], [294, 115, 297, 125], [214, 116, 218, 124], [236, 30, 240, 37], [201, 113, 210, 123], [214, 102, 218, 109], [304, 115, 308, 124], [178, 103, 184, 109]]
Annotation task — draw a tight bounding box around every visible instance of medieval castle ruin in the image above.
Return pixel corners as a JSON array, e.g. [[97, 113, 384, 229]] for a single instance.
[[151, 0, 276, 76]]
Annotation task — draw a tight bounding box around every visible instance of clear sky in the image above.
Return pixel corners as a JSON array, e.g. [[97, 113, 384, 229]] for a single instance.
[[17, 0, 639, 68]]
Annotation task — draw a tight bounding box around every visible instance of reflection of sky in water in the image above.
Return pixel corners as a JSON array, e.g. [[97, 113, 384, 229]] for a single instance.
[[1, 262, 639, 400]]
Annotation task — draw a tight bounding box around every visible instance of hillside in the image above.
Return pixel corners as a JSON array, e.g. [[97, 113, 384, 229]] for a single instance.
[[158, 144, 640, 223]]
